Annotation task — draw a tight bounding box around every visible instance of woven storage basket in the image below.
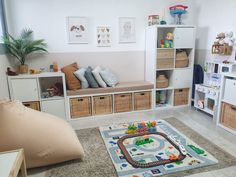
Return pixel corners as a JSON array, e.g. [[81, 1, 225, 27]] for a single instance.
[[157, 49, 175, 69], [220, 102, 236, 131], [70, 97, 92, 118], [156, 75, 169, 88], [114, 93, 133, 113], [174, 88, 189, 106], [176, 51, 189, 68], [93, 95, 113, 115], [23, 101, 40, 111], [134, 91, 152, 110]]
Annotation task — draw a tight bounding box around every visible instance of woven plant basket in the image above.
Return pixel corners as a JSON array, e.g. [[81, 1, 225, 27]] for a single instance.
[[156, 74, 169, 88], [176, 51, 189, 68]]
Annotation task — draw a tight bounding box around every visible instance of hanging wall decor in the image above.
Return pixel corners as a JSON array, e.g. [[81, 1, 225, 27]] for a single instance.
[[67, 17, 88, 44], [119, 17, 136, 43], [97, 26, 111, 47]]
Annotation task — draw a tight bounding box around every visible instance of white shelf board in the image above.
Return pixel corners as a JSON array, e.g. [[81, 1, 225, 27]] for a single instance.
[[40, 96, 65, 101], [174, 67, 192, 70], [156, 68, 175, 71], [156, 87, 174, 91], [155, 104, 173, 109]]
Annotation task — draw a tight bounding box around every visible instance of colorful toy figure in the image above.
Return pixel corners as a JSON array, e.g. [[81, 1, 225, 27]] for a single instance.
[[126, 124, 137, 134], [126, 121, 158, 134], [135, 135, 154, 146], [169, 5, 188, 25], [164, 32, 174, 48]]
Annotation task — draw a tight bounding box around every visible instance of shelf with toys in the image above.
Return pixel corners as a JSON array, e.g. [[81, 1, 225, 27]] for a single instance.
[[145, 25, 195, 109]]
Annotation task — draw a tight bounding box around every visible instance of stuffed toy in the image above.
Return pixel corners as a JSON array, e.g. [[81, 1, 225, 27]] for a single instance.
[[164, 32, 174, 48], [224, 31, 235, 46]]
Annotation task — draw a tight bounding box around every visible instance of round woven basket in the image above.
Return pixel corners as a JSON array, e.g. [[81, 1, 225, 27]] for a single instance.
[[156, 74, 169, 88]]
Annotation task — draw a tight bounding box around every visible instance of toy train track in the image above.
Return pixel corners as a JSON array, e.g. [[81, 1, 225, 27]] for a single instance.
[[117, 132, 186, 168]]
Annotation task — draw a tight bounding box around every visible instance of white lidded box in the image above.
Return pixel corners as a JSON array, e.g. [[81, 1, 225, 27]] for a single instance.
[[224, 78, 236, 106]]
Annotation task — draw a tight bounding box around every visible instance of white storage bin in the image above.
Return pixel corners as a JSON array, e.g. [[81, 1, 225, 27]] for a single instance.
[[224, 78, 236, 105]]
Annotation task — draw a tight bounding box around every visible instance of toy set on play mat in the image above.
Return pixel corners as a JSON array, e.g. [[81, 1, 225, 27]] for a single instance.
[[99, 120, 218, 177]]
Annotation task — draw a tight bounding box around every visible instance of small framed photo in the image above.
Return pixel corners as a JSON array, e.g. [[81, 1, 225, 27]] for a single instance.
[[97, 26, 111, 47], [119, 17, 136, 43], [67, 17, 88, 44]]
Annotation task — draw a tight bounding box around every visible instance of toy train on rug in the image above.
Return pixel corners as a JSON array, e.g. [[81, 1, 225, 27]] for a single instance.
[[118, 121, 187, 168]]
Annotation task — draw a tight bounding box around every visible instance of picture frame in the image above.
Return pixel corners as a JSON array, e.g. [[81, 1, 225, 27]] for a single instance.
[[97, 26, 111, 47], [119, 17, 136, 43], [67, 17, 88, 44]]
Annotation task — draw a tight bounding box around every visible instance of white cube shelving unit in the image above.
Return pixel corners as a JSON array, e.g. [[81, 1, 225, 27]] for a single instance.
[[8, 72, 67, 120], [145, 25, 196, 109]]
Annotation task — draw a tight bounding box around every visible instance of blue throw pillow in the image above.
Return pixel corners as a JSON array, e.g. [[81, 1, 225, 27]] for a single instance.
[[84, 66, 99, 88]]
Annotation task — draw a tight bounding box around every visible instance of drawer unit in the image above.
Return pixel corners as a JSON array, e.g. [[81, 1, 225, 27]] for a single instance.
[[157, 49, 175, 59], [174, 88, 189, 106], [223, 78, 236, 105], [41, 99, 66, 119], [220, 102, 236, 131], [114, 93, 133, 113], [93, 95, 113, 115], [23, 101, 40, 111], [134, 91, 152, 110], [10, 78, 39, 102], [157, 49, 175, 69], [173, 69, 192, 88], [70, 97, 92, 118]]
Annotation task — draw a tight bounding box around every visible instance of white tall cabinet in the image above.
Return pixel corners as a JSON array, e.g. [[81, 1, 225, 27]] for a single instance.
[[145, 25, 196, 109]]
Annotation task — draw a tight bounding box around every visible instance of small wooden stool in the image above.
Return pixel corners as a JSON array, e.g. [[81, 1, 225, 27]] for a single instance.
[[0, 149, 27, 177]]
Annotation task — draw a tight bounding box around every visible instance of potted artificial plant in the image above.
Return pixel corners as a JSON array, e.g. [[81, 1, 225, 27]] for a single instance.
[[3, 29, 48, 74]]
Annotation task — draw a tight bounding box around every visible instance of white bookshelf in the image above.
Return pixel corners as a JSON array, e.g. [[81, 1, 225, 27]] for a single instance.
[[8, 72, 68, 120], [145, 25, 196, 109]]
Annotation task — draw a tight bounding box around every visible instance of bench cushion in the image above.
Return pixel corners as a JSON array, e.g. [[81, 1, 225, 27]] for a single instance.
[[67, 81, 154, 96]]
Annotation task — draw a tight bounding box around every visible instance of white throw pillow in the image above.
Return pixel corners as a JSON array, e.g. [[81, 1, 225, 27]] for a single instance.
[[74, 68, 89, 89], [99, 68, 119, 87], [92, 66, 107, 88]]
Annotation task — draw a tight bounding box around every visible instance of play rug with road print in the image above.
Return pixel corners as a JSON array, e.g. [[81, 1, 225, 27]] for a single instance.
[[99, 120, 218, 177]]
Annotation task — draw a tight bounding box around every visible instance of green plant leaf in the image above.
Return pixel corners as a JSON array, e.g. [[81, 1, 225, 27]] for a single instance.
[[2, 28, 48, 65]]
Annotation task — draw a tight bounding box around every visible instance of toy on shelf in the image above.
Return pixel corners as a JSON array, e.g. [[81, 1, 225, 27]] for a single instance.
[[161, 32, 174, 48], [126, 121, 157, 135], [148, 15, 159, 26], [212, 31, 235, 55], [169, 5, 188, 25], [6, 67, 18, 76]]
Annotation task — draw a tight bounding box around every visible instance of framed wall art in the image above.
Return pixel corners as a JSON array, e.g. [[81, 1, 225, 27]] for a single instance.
[[67, 17, 88, 44], [97, 26, 111, 47], [119, 17, 136, 43]]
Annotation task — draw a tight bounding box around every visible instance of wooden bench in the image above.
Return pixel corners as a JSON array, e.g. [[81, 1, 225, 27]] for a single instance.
[[66, 81, 154, 119]]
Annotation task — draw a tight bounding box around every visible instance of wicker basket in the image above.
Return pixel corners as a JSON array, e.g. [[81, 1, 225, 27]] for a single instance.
[[176, 51, 189, 68], [134, 91, 152, 110], [174, 88, 189, 106], [93, 95, 113, 115], [220, 102, 236, 131], [156, 75, 169, 88], [70, 97, 92, 118], [114, 93, 133, 113], [23, 101, 40, 111], [157, 49, 175, 69]]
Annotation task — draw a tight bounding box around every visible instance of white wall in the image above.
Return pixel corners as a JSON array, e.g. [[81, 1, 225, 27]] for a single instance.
[[1, 0, 194, 99], [194, 0, 236, 66], [5, 0, 194, 52]]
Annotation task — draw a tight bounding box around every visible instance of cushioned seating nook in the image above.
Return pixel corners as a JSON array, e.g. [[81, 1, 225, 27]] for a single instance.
[[67, 81, 154, 119]]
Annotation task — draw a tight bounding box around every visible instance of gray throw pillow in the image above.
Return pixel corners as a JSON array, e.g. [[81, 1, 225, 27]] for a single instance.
[[74, 68, 89, 89], [99, 68, 119, 87], [84, 66, 99, 88]]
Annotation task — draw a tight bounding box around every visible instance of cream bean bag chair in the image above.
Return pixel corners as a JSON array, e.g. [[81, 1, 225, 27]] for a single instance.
[[0, 100, 84, 168]]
